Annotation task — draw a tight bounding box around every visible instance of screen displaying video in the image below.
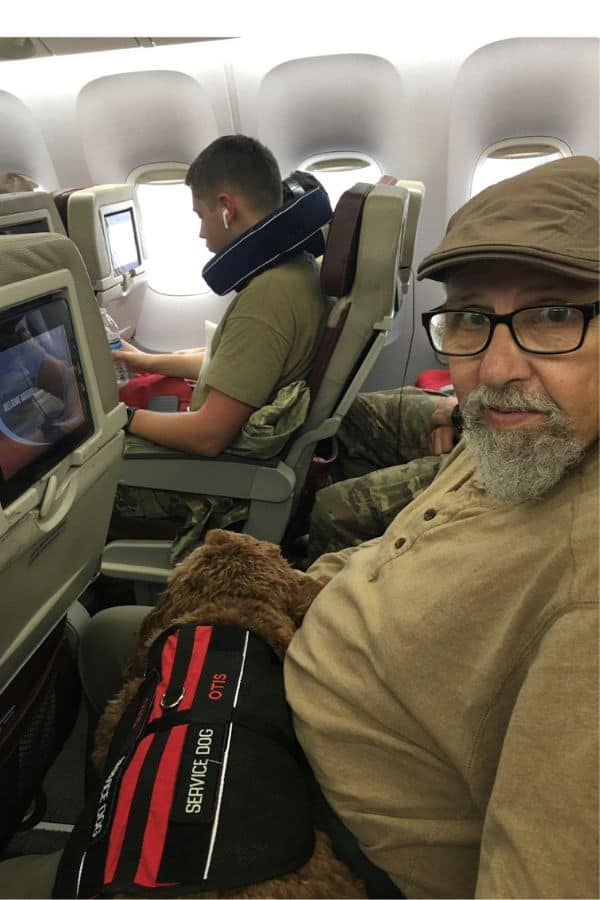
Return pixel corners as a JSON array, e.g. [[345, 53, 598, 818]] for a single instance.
[[0, 218, 51, 235], [0, 290, 94, 507], [103, 207, 141, 275]]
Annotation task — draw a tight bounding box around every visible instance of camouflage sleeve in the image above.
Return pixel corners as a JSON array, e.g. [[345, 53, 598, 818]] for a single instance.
[[335, 387, 446, 479], [394, 387, 447, 459]]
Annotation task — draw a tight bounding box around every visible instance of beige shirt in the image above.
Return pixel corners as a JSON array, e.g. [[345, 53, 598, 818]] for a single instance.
[[285, 441, 599, 898]]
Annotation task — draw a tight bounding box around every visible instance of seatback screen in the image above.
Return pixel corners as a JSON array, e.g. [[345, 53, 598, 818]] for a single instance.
[[0, 218, 51, 235], [103, 207, 141, 275], [0, 290, 94, 507]]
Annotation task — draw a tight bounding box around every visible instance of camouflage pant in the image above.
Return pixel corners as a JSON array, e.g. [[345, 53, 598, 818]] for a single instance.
[[114, 484, 249, 566], [306, 455, 442, 564], [306, 388, 446, 564]]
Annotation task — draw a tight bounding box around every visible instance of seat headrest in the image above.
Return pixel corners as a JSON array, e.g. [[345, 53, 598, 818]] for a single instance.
[[0, 191, 66, 236], [202, 188, 333, 296], [320, 183, 374, 298], [63, 184, 144, 291], [52, 187, 88, 233]]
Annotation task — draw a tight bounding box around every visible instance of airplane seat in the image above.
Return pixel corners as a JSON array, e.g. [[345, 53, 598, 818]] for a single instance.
[[58, 184, 148, 340], [0, 231, 126, 845], [100, 178, 425, 585], [0, 191, 66, 237]]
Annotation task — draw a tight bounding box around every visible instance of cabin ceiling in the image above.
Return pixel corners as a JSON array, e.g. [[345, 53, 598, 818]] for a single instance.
[[0, 37, 234, 61]]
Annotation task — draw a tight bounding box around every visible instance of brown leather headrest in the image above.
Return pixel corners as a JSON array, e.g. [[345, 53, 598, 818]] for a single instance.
[[52, 187, 87, 234], [321, 182, 374, 298]]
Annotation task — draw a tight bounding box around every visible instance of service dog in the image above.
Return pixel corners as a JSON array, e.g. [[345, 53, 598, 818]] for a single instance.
[[55, 530, 366, 899]]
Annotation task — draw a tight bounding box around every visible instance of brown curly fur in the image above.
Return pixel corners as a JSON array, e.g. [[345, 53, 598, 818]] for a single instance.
[[92, 529, 366, 899]]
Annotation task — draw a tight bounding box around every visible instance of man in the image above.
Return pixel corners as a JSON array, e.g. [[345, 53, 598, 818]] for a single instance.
[[116, 136, 326, 456], [285, 155, 599, 897], [109, 135, 328, 554]]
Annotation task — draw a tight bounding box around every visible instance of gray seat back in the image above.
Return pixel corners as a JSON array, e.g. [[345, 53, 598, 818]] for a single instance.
[[282, 180, 425, 513], [60, 184, 148, 338], [0, 231, 125, 695]]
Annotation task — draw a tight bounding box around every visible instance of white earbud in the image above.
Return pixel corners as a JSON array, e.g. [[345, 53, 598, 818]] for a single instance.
[[222, 208, 229, 230]]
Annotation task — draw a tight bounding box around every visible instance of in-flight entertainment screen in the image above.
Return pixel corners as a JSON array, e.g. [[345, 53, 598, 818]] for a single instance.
[[103, 207, 142, 275], [0, 290, 94, 507]]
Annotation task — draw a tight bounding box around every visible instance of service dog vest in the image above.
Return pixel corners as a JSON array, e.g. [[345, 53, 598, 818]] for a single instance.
[[54, 624, 315, 897]]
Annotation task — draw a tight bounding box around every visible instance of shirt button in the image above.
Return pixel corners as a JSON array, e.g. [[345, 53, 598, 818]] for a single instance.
[[394, 537, 406, 549], [423, 508, 437, 521]]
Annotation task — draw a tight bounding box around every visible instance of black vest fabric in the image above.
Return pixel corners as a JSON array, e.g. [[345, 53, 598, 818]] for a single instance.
[[54, 624, 314, 897]]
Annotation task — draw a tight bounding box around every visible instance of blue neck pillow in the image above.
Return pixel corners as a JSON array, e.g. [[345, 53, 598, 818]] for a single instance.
[[202, 187, 332, 295]]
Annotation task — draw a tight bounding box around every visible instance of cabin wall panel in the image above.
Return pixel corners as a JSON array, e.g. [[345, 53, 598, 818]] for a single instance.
[[0, 90, 59, 189], [254, 54, 406, 176], [447, 38, 600, 215], [76, 69, 223, 184]]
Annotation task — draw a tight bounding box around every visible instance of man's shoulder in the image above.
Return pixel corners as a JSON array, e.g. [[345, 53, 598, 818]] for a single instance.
[[235, 254, 323, 318], [244, 253, 319, 291]]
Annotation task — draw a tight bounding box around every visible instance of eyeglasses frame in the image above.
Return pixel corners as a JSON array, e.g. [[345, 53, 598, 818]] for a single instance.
[[421, 301, 600, 357]]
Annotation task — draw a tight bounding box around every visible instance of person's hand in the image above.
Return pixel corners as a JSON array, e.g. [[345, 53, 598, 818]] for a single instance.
[[428, 394, 459, 455], [118, 338, 141, 354], [111, 348, 155, 374]]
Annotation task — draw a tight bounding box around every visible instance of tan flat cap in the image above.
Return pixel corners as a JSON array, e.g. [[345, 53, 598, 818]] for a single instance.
[[417, 155, 599, 282]]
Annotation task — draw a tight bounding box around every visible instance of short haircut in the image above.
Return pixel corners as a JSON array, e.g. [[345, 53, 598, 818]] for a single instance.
[[186, 135, 282, 214]]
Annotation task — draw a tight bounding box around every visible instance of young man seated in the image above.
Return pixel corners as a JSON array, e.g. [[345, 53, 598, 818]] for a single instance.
[[110, 136, 329, 553]]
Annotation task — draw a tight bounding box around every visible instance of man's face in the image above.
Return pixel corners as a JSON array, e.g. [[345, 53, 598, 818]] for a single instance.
[[192, 194, 229, 255], [446, 261, 598, 500]]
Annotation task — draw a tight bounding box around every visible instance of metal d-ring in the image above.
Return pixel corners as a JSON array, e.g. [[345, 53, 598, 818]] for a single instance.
[[160, 687, 185, 709]]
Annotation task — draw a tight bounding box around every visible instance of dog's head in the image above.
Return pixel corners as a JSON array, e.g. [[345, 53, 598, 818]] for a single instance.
[[168, 529, 304, 613], [137, 530, 322, 657]]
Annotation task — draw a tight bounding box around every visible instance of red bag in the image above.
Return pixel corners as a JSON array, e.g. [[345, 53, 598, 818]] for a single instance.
[[415, 369, 453, 392], [118, 374, 193, 411]]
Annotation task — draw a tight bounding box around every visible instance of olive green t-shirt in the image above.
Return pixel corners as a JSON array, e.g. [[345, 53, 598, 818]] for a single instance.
[[191, 253, 326, 410]]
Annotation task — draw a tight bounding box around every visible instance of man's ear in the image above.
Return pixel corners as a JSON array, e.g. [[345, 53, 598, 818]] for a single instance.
[[217, 192, 236, 224]]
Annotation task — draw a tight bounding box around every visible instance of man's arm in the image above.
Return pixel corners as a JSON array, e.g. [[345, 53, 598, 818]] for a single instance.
[[112, 339, 205, 380], [476, 605, 598, 899], [126, 387, 255, 456], [428, 394, 459, 454]]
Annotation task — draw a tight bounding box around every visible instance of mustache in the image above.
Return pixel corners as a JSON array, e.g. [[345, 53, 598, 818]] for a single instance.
[[462, 386, 563, 422]]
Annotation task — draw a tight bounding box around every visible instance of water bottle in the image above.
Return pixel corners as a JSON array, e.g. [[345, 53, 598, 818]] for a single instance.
[[100, 308, 129, 387]]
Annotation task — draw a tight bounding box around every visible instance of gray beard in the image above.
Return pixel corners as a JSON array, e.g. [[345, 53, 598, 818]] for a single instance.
[[461, 385, 585, 504]]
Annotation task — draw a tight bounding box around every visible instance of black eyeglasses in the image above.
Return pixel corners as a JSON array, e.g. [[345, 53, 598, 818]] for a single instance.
[[421, 302, 600, 356]]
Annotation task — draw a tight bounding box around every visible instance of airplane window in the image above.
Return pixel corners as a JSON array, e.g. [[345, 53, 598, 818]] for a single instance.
[[135, 180, 210, 296], [470, 138, 572, 198], [299, 153, 383, 209]]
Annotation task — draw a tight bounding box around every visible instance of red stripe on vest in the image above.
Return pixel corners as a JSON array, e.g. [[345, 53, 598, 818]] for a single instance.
[[104, 734, 153, 884], [134, 725, 187, 888], [134, 626, 213, 887], [148, 631, 180, 725], [179, 627, 212, 713]]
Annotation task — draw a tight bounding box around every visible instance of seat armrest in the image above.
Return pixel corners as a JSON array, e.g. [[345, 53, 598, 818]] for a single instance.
[[120, 448, 295, 502]]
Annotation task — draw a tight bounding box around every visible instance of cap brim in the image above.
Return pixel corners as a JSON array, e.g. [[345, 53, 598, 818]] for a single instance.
[[417, 247, 600, 283]]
